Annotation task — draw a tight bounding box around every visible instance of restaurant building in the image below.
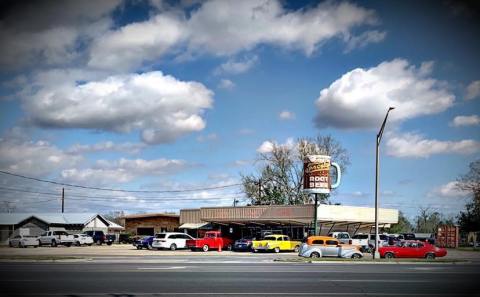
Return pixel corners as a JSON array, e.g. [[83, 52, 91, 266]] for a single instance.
[[179, 204, 398, 240]]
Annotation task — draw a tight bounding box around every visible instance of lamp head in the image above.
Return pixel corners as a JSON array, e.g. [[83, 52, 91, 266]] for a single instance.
[[388, 107, 395, 111]]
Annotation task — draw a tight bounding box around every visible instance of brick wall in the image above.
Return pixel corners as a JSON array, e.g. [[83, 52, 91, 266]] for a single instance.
[[124, 216, 180, 235]]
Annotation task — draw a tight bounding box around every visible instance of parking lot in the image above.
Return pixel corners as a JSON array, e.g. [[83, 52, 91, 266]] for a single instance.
[[1, 244, 479, 262]]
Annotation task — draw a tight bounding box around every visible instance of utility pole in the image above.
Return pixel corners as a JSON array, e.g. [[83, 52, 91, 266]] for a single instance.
[[374, 107, 395, 259], [61, 187, 65, 213]]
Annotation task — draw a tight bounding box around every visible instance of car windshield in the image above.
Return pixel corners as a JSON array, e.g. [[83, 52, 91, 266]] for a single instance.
[[353, 234, 368, 239], [23, 236, 36, 238], [263, 236, 276, 241], [205, 233, 216, 238], [156, 234, 166, 239], [339, 234, 350, 239]]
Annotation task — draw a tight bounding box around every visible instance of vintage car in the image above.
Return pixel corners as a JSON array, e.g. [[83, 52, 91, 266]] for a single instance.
[[379, 240, 447, 259], [298, 236, 363, 259], [186, 231, 233, 252], [251, 234, 301, 253]]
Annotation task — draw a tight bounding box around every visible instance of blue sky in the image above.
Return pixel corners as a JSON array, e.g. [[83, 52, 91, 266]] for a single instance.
[[0, 0, 479, 220]]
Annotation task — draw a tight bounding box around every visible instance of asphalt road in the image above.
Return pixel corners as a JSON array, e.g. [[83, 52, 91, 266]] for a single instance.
[[1, 261, 479, 297]]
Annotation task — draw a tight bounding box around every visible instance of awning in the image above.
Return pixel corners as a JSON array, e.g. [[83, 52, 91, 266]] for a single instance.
[[179, 222, 210, 229]]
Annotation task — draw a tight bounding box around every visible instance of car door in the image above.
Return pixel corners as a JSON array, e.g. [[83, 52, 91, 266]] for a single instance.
[[323, 240, 340, 257]]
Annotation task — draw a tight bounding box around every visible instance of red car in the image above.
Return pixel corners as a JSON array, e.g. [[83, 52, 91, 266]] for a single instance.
[[379, 240, 447, 259], [186, 231, 233, 252]]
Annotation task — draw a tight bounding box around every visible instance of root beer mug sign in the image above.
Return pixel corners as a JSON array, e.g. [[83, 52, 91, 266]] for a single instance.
[[303, 155, 341, 194]]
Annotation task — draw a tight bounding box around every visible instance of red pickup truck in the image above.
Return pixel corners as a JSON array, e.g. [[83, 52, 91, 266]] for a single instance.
[[186, 231, 233, 252]]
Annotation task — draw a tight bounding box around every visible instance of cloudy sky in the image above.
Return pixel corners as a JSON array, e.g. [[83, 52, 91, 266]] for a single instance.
[[0, 0, 478, 220]]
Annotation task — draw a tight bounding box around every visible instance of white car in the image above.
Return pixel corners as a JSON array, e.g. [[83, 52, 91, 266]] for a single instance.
[[9, 235, 39, 248], [73, 234, 94, 246], [152, 232, 194, 251], [328, 232, 352, 245]]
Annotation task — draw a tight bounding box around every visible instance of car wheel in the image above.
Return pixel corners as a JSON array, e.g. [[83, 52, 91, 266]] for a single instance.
[[384, 252, 394, 259], [147, 244, 153, 250], [136, 246, 142, 250], [310, 252, 320, 258], [425, 253, 436, 260], [351, 253, 362, 259], [51, 240, 57, 247], [227, 244, 232, 251], [96, 240, 102, 245], [65, 243, 71, 247], [252, 249, 258, 253], [75, 241, 81, 246], [190, 248, 196, 251], [274, 247, 280, 253], [38, 240, 42, 247], [88, 243, 92, 246], [34, 245, 38, 248], [294, 245, 300, 253], [202, 244, 209, 252], [170, 244, 177, 251], [107, 242, 113, 246]]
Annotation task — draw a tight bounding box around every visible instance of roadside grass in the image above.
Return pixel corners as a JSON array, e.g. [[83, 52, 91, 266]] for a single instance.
[[274, 257, 467, 263]]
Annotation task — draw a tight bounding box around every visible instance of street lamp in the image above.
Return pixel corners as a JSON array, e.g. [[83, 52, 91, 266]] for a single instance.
[[373, 107, 395, 259]]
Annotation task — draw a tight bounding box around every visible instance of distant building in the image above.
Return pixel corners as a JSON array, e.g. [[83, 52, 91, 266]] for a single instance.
[[0, 213, 124, 244], [121, 213, 179, 236]]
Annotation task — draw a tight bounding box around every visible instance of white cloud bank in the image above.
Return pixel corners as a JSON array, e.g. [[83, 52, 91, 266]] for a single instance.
[[214, 55, 258, 75], [386, 132, 480, 158], [429, 181, 470, 198], [88, 0, 380, 71], [465, 80, 480, 100], [314, 59, 455, 129], [23, 71, 213, 144], [279, 110, 295, 120], [67, 141, 147, 154], [450, 115, 480, 127]]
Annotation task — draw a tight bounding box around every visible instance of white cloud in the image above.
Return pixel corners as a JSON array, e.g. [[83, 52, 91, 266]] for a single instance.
[[279, 110, 295, 120], [386, 132, 480, 158], [238, 128, 254, 135], [0, 138, 82, 177], [67, 141, 147, 154], [314, 59, 455, 129], [0, 1, 120, 69], [214, 55, 258, 75], [218, 79, 235, 89], [23, 71, 213, 144], [429, 181, 469, 198], [257, 140, 274, 153], [61, 157, 190, 185], [344, 30, 386, 53], [88, 0, 380, 71], [257, 138, 295, 153], [88, 13, 187, 71], [465, 80, 480, 100], [450, 115, 480, 127]]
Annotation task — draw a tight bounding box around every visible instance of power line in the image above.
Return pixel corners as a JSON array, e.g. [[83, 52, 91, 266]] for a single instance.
[[0, 170, 242, 193], [0, 186, 245, 202]]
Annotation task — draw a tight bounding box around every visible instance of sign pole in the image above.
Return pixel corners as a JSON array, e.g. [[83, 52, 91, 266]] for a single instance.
[[313, 193, 318, 236]]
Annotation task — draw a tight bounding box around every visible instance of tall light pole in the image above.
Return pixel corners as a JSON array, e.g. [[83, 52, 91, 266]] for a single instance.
[[373, 107, 395, 259]]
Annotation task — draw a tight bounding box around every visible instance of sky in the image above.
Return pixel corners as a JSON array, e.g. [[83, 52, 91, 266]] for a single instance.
[[0, 0, 479, 221]]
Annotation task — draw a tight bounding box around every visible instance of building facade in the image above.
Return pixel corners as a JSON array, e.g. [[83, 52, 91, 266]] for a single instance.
[[121, 213, 180, 236]]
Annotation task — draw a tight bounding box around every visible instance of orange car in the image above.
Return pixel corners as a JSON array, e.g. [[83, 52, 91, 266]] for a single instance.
[[298, 236, 362, 258]]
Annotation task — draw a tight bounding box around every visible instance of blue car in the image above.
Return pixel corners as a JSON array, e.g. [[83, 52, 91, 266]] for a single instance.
[[133, 236, 154, 250]]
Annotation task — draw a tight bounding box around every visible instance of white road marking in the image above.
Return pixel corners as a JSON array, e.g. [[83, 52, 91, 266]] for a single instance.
[[137, 266, 187, 270]]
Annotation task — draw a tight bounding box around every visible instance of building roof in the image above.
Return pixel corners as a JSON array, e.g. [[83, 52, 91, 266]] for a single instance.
[[0, 213, 116, 226], [122, 213, 179, 219], [106, 219, 125, 230]]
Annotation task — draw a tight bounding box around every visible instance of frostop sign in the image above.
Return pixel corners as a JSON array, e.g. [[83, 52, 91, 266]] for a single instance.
[[303, 155, 341, 194]]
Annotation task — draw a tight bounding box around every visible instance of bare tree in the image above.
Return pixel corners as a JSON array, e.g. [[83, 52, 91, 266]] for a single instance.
[[457, 160, 480, 232], [242, 134, 350, 205]]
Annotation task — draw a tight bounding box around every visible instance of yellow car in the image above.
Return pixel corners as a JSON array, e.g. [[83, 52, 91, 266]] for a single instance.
[[251, 234, 301, 253]]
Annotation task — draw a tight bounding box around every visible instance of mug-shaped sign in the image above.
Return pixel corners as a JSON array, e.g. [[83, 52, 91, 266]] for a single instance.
[[303, 155, 341, 194]]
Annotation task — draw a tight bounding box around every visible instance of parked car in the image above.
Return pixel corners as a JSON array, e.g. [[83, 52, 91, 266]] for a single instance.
[[234, 236, 256, 251], [186, 231, 233, 252], [9, 235, 39, 248], [84, 230, 109, 245], [133, 236, 155, 250], [105, 234, 116, 245], [379, 240, 447, 259], [251, 234, 301, 253], [298, 236, 363, 259], [351, 233, 371, 252], [119, 233, 134, 244], [73, 234, 93, 246], [152, 232, 194, 250], [328, 232, 352, 245], [368, 234, 389, 249], [38, 230, 74, 247]]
